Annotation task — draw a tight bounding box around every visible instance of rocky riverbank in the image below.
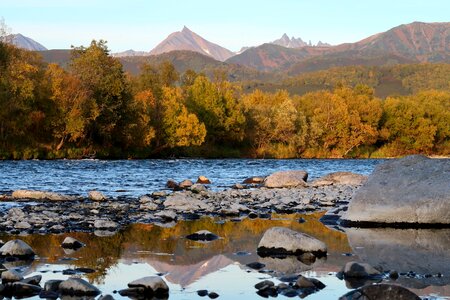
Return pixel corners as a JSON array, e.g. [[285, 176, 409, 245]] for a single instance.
[[0, 171, 366, 235]]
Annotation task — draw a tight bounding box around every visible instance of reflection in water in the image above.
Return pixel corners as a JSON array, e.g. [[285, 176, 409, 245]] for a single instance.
[[0, 214, 449, 299], [346, 228, 450, 291]]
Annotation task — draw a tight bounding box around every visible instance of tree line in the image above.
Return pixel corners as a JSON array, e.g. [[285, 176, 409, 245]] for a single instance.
[[0, 40, 448, 159]]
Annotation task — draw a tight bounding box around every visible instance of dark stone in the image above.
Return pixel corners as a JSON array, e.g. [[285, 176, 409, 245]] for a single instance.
[[389, 270, 399, 279], [12, 282, 42, 297], [298, 217, 306, 223], [20, 275, 42, 285], [320, 214, 341, 226], [44, 279, 63, 292], [39, 290, 59, 299], [254, 280, 274, 290], [246, 262, 265, 270], [339, 283, 421, 300], [75, 267, 96, 274], [208, 291, 219, 299], [197, 289, 208, 297], [185, 231, 219, 242]]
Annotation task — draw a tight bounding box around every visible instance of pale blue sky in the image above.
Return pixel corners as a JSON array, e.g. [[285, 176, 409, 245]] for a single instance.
[[1, 0, 449, 52]]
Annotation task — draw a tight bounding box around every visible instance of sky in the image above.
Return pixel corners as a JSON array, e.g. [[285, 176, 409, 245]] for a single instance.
[[1, 0, 449, 52]]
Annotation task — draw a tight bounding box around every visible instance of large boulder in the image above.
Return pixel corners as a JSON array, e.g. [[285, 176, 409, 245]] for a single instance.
[[339, 283, 420, 300], [88, 191, 107, 201], [343, 155, 450, 225], [164, 193, 212, 212], [12, 190, 75, 201], [59, 278, 101, 296], [257, 227, 327, 257], [312, 172, 367, 187], [263, 171, 308, 188], [0, 240, 35, 258]]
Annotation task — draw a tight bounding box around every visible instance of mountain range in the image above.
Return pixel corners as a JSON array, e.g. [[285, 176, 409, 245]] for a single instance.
[[6, 21, 450, 74], [2, 33, 47, 51]]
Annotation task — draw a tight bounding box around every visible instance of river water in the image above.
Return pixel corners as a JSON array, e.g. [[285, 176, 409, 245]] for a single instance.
[[0, 159, 384, 197], [0, 159, 449, 299]]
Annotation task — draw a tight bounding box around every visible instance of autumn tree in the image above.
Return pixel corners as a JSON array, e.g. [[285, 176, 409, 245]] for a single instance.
[[186, 75, 245, 144], [70, 40, 133, 150]]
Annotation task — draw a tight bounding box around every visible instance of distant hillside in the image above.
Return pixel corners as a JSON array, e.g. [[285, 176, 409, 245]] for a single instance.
[[228, 22, 450, 72], [38, 49, 72, 67], [4, 33, 47, 51], [150, 26, 235, 61], [112, 49, 150, 57]]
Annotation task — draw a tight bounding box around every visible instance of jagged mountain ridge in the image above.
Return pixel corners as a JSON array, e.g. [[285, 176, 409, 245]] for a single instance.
[[149, 26, 234, 62]]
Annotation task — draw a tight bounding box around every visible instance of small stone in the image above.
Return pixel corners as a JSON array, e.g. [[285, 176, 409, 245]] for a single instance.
[[196, 176, 211, 184], [94, 219, 118, 230], [61, 237, 85, 249], [166, 179, 179, 190], [2, 269, 24, 283], [21, 275, 42, 285], [208, 292, 219, 299], [246, 262, 265, 270], [12, 282, 42, 297], [389, 270, 399, 280], [254, 280, 274, 290], [44, 279, 63, 292], [179, 179, 193, 189], [88, 191, 108, 201], [197, 290, 208, 297], [186, 230, 219, 242], [98, 295, 115, 300], [59, 278, 101, 296]]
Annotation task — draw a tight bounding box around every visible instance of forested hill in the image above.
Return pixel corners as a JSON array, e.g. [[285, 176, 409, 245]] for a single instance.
[[0, 40, 449, 160]]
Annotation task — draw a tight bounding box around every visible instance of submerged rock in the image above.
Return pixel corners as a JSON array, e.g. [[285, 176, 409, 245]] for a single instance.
[[0, 239, 35, 258], [339, 283, 420, 300], [257, 227, 327, 257], [341, 261, 381, 278], [342, 155, 450, 225], [263, 171, 308, 188]]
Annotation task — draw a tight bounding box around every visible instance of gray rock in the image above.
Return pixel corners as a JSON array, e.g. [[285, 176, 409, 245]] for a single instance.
[[312, 172, 367, 187], [12, 190, 76, 201], [7, 207, 26, 220], [94, 219, 118, 230], [14, 221, 32, 230], [98, 294, 115, 300], [263, 170, 308, 188], [128, 276, 169, 296], [339, 283, 420, 300], [154, 210, 177, 221], [59, 278, 101, 296], [88, 191, 107, 201], [343, 155, 450, 224], [2, 269, 24, 282], [61, 237, 85, 249], [0, 239, 35, 258], [179, 179, 193, 189], [21, 275, 42, 285], [44, 279, 63, 292], [164, 193, 212, 212], [12, 282, 42, 297], [296, 275, 325, 289], [257, 227, 327, 256], [342, 261, 381, 278]]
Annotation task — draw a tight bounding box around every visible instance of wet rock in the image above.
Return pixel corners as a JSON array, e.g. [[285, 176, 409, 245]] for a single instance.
[[339, 283, 420, 300], [296, 275, 325, 289], [14, 221, 32, 230], [254, 280, 274, 290], [186, 230, 219, 241], [208, 292, 219, 299], [164, 193, 212, 212], [389, 270, 399, 279], [21, 275, 42, 285], [190, 184, 207, 194], [7, 207, 26, 220], [12, 190, 76, 201], [179, 179, 193, 189], [44, 279, 63, 292], [246, 262, 265, 270], [257, 227, 327, 257], [2, 269, 24, 283], [61, 237, 85, 249], [151, 191, 167, 198], [343, 155, 450, 225], [341, 261, 381, 278], [197, 289, 208, 296], [88, 191, 108, 201], [126, 276, 169, 298], [166, 179, 179, 190], [154, 210, 177, 222], [232, 183, 244, 189], [94, 219, 118, 231], [263, 170, 308, 188], [12, 282, 42, 297], [0, 239, 35, 258], [99, 294, 115, 300], [59, 278, 101, 296], [312, 172, 367, 187], [197, 176, 211, 184], [242, 176, 265, 184]]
